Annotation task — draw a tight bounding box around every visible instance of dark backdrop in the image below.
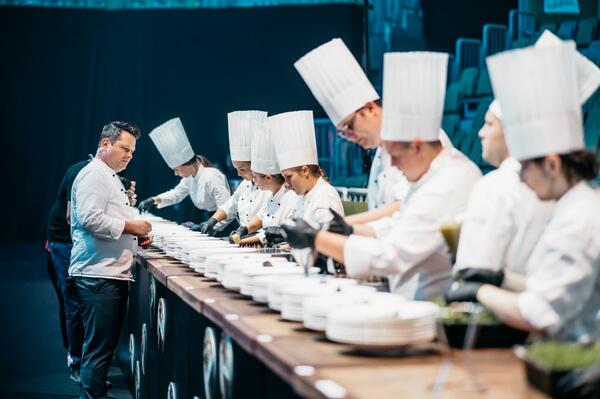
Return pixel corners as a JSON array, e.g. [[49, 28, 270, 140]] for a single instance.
[[0, 4, 364, 240], [421, 0, 517, 53]]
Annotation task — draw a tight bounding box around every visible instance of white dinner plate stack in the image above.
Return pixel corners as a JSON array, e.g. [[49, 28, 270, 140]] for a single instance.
[[267, 275, 333, 312], [203, 253, 274, 280], [164, 237, 217, 258], [250, 270, 320, 303], [302, 289, 388, 331], [326, 299, 440, 348], [189, 247, 259, 273], [238, 262, 310, 296], [221, 260, 295, 291], [280, 278, 359, 322], [171, 240, 232, 263]]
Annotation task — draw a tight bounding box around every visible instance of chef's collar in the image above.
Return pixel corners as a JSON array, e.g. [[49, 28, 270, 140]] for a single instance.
[[93, 157, 121, 176]]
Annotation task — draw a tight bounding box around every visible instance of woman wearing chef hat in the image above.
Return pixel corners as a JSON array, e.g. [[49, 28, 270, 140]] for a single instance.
[[453, 31, 600, 290], [446, 42, 600, 342], [191, 111, 271, 239], [282, 52, 482, 300], [235, 115, 300, 246], [138, 117, 233, 232], [266, 110, 344, 230]]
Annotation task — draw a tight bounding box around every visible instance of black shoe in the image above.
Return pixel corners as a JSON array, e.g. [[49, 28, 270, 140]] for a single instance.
[[69, 369, 81, 385]]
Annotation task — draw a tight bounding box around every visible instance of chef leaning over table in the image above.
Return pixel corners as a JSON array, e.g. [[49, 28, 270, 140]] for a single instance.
[[282, 52, 482, 300], [453, 31, 600, 291], [191, 111, 271, 240], [138, 117, 233, 233], [295, 38, 408, 216], [446, 42, 600, 342], [236, 115, 300, 246]]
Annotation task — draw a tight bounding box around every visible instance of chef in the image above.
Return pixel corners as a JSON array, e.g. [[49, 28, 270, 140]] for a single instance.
[[269, 110, 344, 227], [283, 52, 482, 300], [295, 38, 407, 218], [446, 42, 600, 342], [454, 30, 600, 290], [237, 115, 300, 246], [138, 117, 232, 232], [192, 111, 271, 239]]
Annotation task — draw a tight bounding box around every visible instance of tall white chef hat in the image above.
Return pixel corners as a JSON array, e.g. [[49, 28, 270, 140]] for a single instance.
[[251, 115, 279, 175], [487, 43, 583, 160], [227, 110, 268, 162], [149, 117, 195, 169], [488, 30, 600, 120], [380, 52, 449, 142], [270, 111, 318, 171], [294, 38, 379, 126]]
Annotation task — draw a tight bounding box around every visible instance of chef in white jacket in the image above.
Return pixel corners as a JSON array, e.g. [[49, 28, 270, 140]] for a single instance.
[[138, 117, 232, 231], [269, 110, 344, 227], [283, 52, 482, 300], [192, 111, 271, 239], [447, 42, 600, 342], [238, 115, 300, 246], [454, 30, 600, 290], [295, 38, 408, 216]]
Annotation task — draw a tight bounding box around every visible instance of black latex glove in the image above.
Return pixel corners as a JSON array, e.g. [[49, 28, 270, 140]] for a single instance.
[[229, 226, 248, 243], [281, 220, 318, 249], [457, 268, 504, 287], [138, 197, 155, 212], [444, 281, 483, 303], [191, 217, 218, 233], [327, 208, 353, 236], [264, 226, 286, 245]]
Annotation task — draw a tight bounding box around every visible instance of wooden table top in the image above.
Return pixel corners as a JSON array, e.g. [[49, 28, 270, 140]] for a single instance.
[[138, 252, 547, 399]]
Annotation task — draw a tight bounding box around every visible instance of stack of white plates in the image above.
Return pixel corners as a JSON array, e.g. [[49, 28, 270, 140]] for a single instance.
[[267, 275, 330, 312], [302, 289, 388, 331], [204, 253, 275, 279], [172, 240, 232, 263], [249, 271, 318, 303], [326, 299, 439, 347], [220, 260, 295, 291], [189, 247, 258, 273], [238, 263, 308, 296], [280, 278, 359, 321]]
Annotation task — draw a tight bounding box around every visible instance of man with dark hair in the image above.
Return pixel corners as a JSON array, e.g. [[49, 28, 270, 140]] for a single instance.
[[69, 121, 151, 398]]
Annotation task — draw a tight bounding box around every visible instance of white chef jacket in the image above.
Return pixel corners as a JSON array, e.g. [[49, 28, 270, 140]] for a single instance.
[[155, 166, 230, 212], [343, 147, 482, 300], [455, 158, 554, 275], [255, 186, 301, 243], [293, 177, 344, 227], [69, 158, 138, 281], [367, 146, 410, 209], [219, 179, 270, 227], [518, 181, 600, 342]]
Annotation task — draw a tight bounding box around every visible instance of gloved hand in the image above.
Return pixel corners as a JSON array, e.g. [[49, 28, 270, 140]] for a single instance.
[[181, 221, 194, 229], [457, 268, 504, 287], [327, 208, 353, 236], [138, 197, 155, 213], [191, 217, 218, 233], [264, 226, 286, 245], [444, 281, 483, 303], [229, 226, 248, 244], [281, 220, 318, 249]]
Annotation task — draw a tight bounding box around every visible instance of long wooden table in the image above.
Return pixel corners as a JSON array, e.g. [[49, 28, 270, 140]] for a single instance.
[[120, 249, 547, 399]]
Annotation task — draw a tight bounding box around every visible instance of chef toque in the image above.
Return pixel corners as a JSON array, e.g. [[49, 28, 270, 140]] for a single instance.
[[380, 52, 449, 142], [251, 115, 280, 175], [149, 117, 195, 169], [270, 111, 318, 171], [228, 111, 268, 162], [294, 38, 379, 126]]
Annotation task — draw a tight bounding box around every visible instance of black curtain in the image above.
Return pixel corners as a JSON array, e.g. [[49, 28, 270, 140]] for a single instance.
[[0, 5, 364, 241]]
